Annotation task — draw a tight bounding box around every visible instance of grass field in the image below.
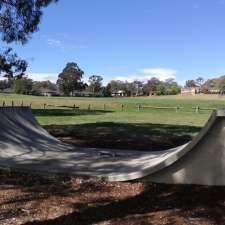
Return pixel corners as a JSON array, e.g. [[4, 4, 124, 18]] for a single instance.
[[1, 93, 225, 126], [1, 93, 225, 150]]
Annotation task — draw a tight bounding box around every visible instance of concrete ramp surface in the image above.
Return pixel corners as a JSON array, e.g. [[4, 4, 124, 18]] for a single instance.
[[0, 107, 225, 186]]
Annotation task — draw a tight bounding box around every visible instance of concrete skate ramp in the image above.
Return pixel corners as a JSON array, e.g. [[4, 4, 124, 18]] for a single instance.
[[0, 107, 225, 186]]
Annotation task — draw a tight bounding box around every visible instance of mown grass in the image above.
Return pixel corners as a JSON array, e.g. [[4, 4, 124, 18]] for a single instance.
[[1, 93, 225, 149], [1, 94, 225, 127]]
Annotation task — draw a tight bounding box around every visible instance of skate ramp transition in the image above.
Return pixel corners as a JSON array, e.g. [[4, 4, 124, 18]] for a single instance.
[[1, 107, 225, 186]]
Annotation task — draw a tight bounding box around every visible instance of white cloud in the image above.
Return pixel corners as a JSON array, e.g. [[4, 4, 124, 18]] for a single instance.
[[113, 67, 177, 82], [47, 38, 62, 47], [113, 76, 137, 83], [46, 37, 88, 51], [140, 67, 177, 80], [28, 73, 58, 83]]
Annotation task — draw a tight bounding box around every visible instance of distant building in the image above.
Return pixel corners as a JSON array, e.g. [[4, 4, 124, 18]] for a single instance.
[[111, 90, 126, 97], [181, 87, 200, 96], [207, 88, 220, 94]]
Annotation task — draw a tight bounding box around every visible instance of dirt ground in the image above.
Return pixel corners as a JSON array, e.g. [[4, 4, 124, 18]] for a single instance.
[[0, 124, 222, 225], [0, 170, 225, 225], [46, 123, 199, 151]]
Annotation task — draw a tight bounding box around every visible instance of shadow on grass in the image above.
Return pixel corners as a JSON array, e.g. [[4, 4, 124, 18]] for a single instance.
[[22, 182, 225, 225], [45, 122, 201, 151], [32, 108, 114, 117]]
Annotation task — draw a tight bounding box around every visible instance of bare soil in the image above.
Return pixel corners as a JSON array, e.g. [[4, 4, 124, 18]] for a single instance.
[[45, 123, 200, 151], [0, 170, 225, 225]]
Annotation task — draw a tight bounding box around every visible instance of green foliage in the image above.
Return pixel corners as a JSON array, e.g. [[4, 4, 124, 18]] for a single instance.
[[0, 0, 58, 44], [0, 79, 11, 91], [0, 48, 27, 78], [106, 78, 180, 96], [57, 62, 84, 96], [32, 80, 57, 94], [142, 78, 180, 96], [185, 80, 197, 88], [88, 75, 103, 94], [143, 78, 160, 95], [13, 77, 33, 94], [0, 0, 57, 78], [196, 77, 204, 87], [102, 84, 112, 97]]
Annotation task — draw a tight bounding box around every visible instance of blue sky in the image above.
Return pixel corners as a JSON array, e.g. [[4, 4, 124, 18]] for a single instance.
[[6, 0, 225, 85]]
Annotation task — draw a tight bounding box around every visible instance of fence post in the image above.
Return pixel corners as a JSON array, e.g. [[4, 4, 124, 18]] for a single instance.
[[73, 104, 76, 110], [88, 104, 91, 111], [44, 103, 46, 109], [138, 104, 141, 111], [195, 106, 200, 113], [12, 101, 14, 107], [121, 104, 124, 111]]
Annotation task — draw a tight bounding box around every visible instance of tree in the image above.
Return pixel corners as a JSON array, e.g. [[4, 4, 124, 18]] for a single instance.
[[33, 80, 57, 90], [0, 79, 10, 91], [0, 48, 27, 78], [216, 76, 225, 94], [108, 80, 125, 92], [0, 0, 58, 77], [0, 0, 58, 44], [185, 80, 197, 88], [196, 77, 204, 87], [13, 77, 33, 94], [156, 84, 166, 95], [32, 80, 57, 94], [143, 77, 161, 95], [57, 62, 84, 96], [133, 80, 143, 96], [102, 84, 111, 97], [163, 78, 180, 95], [88, 75, 103, 94]]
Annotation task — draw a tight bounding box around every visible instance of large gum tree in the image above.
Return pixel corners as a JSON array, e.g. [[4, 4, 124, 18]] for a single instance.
[[0, 0, 58, 78]]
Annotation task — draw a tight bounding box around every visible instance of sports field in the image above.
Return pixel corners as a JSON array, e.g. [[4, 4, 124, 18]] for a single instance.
[[1, 94, 224, 125], [1, 94, 225, 150]]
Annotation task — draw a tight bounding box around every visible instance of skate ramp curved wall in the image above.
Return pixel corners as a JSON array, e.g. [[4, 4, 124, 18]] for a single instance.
[[0, 107, 225, 185]]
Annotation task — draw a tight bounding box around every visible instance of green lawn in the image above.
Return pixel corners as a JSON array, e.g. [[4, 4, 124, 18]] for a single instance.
[[1, 93, 224, 126], [1, 93, 225, 150]]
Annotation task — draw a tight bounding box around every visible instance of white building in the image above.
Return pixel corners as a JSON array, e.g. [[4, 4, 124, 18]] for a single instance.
[[111, 90, 126, 97]]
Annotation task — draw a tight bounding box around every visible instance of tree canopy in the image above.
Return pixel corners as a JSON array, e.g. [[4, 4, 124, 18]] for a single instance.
[[57, 62, 84, 96], [0, 0, 58, 78], [0, 47, 27, 78], [0, 0, 58, 44], [88, 75, 103, 94]]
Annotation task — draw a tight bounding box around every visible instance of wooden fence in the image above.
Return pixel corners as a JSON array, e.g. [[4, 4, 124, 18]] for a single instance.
[[0, 101, 218, 113]]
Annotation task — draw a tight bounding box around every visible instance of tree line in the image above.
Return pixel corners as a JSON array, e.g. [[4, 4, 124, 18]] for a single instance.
[[2, 62, 225, 97], [185, 76, 225, 94], [0, 62, 181, 96]]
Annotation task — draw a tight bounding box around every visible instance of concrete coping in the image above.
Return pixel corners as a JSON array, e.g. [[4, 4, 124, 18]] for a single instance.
[[216, 109, 225, 117]]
